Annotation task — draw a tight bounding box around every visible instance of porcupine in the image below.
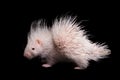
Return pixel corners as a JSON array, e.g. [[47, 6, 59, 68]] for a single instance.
[[24, 16, 111, 69]]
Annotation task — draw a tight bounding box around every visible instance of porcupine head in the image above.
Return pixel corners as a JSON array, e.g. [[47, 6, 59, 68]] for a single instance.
[[24, 20, 54, 61]]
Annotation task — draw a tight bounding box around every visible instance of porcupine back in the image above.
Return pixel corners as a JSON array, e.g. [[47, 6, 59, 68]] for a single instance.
[[51, 16, 111, 61]]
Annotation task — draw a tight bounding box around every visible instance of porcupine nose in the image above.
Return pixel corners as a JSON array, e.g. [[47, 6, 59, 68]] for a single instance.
[[24, 52, 33, 59]]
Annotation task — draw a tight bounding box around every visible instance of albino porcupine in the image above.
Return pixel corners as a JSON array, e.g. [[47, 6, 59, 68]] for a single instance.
[[24, 16, 111, 69]]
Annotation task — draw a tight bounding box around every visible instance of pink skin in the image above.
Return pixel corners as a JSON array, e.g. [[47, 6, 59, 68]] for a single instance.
[[74, 67, 81, 70], [42, 64, 81, 69], [24, 52, 34, 59], [42, 64, 52, 68]]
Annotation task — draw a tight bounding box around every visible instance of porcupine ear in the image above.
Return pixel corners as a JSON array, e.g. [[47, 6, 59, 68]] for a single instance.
[[36, 39, 42, 45]]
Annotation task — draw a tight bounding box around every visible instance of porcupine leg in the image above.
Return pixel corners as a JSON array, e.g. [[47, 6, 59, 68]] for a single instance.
[[74, 61, 89, 69], [66, 54, 89, 69], [42, 57, 56, 68], [73, 58, 89, 70]]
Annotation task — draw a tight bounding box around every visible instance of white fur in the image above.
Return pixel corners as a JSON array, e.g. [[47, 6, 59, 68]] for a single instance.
[[24, 16, 111, 69]]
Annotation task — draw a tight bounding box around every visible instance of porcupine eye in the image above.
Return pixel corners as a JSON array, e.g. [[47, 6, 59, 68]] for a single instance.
[[32, 48, 35, 50]]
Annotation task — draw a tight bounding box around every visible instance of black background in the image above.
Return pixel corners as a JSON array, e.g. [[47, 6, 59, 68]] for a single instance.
[[2, 1, 116, 80]]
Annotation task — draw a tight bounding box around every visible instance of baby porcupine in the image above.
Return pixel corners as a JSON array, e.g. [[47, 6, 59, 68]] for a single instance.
[[24, 16, 111, 69]]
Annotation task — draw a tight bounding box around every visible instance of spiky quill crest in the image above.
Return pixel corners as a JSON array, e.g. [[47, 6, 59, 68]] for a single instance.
[[28, 20, 49, 38]]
